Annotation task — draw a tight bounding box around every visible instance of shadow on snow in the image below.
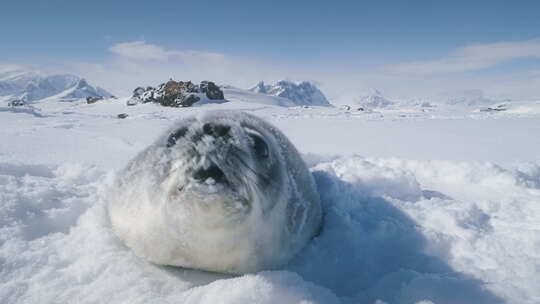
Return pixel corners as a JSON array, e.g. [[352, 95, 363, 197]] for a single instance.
[[285, 170, 503, 304]]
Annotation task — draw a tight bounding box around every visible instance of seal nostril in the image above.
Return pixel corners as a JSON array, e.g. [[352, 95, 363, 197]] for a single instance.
[[202, 123, 213, 135], [193, 164, 226, 183], [202, 123, 230, 138], [167, 127, 188, 147]]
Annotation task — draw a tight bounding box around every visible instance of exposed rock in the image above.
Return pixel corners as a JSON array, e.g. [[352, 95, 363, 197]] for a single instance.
[[86, 96, 104, 104], [200, 81, 224, 99], [117, 113, 128, 119], [126, 97, 140, 106], [480, 104, 507, 112], [127, 80, 224, 108], [340, 105, 365, 112], [133, 87, 146, 98], [178, 94, 201, 107], [159, 81, 200, 107], [7, 99, 25, 107]]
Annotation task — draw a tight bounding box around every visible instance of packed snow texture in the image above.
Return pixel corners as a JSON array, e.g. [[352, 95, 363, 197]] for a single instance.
[[1, 92, 540, 303], [2, 158, 539, 303], [0, 69, 112, 102], [249, 80, 332, 107]]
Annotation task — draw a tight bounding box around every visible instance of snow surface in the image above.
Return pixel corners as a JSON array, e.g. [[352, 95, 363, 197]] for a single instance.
[[1, 94, 540, 304]]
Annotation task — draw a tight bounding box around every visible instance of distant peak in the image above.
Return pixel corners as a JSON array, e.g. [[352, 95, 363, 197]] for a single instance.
[[356, 89, 394, 108], [249, 80, 331, 107], [76, 78, 89, 88]]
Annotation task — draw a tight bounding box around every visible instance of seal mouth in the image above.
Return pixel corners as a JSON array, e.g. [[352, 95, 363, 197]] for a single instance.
[[176, 162, 252, 215], [178, 162, 238, 196], [192, 164, 227, 185]]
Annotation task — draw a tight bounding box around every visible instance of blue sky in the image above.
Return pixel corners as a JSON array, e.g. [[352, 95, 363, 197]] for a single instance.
[[2, 0, 540, 99]]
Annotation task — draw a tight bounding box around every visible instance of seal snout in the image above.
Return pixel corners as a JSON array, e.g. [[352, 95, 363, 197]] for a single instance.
[[193, 163, 227, 185], [202, 123, 231, 138]]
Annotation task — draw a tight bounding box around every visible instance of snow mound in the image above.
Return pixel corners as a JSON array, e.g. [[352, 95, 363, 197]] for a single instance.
[[249, 80, 331, 107], [0, 68, 112, 103], [497, 100, 540, 116], [0, 105, 45, 117], [2, 157, 539, 303]]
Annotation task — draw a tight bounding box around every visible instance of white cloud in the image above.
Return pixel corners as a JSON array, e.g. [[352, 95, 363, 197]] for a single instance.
[[385, 39, 540, 75], [109, 41, 226, 62], [109, 41, 170, 60], [0, 63, 34, 74]]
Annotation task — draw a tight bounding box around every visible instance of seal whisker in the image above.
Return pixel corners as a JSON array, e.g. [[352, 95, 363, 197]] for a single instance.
[[227, 147, 271, 182]]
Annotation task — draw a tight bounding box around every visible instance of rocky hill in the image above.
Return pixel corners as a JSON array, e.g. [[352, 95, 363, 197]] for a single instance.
[[127, 80, 225, 107]]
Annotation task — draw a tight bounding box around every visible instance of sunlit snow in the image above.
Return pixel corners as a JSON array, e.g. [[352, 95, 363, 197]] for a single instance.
[[1, 91, 540, 304]]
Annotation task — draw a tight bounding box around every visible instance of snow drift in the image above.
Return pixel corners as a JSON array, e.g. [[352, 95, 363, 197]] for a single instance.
[[1, 156, 539, 303], [1, 89, 539, 304]]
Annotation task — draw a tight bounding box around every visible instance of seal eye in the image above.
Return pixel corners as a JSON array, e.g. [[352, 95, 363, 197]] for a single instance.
[[167, 127, 188, 147], [248, 132, 269, 158]]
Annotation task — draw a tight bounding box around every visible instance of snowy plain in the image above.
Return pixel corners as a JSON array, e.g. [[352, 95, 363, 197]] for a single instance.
[[1, 91, 540, 304]]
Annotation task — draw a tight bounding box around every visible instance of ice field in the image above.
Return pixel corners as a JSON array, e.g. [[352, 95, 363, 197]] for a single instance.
[[1, 95, 540, 304]]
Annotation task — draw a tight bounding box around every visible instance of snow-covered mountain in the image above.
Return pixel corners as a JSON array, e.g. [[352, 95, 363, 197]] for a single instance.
[[441, 89, 502, 106], [249, 80, 331, 107], [223, 86, 298, 107], [355, 89, 394, 108], [0, 69, 112, 102]]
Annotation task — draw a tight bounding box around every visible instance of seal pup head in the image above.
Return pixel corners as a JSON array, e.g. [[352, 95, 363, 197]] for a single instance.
[[162, 112, 284, 228], [108, 111, 322, 274]]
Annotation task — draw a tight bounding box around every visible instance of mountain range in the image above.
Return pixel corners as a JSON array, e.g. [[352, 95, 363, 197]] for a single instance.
[[0, 69, 112, 102]]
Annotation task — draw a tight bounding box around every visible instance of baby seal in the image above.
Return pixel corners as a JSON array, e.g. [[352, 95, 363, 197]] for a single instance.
[[108, 110, 322, 274]]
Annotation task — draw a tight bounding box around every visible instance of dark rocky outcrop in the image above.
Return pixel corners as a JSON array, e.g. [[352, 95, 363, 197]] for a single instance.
[[480, 104, 507, 112], [159, 81, 200, 107], [127, 80, 224, 108], [200, 81, 224, 100], [7, 99, 25, 107], [117, 113, 128, 119], [86, 96, 104, 104]]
